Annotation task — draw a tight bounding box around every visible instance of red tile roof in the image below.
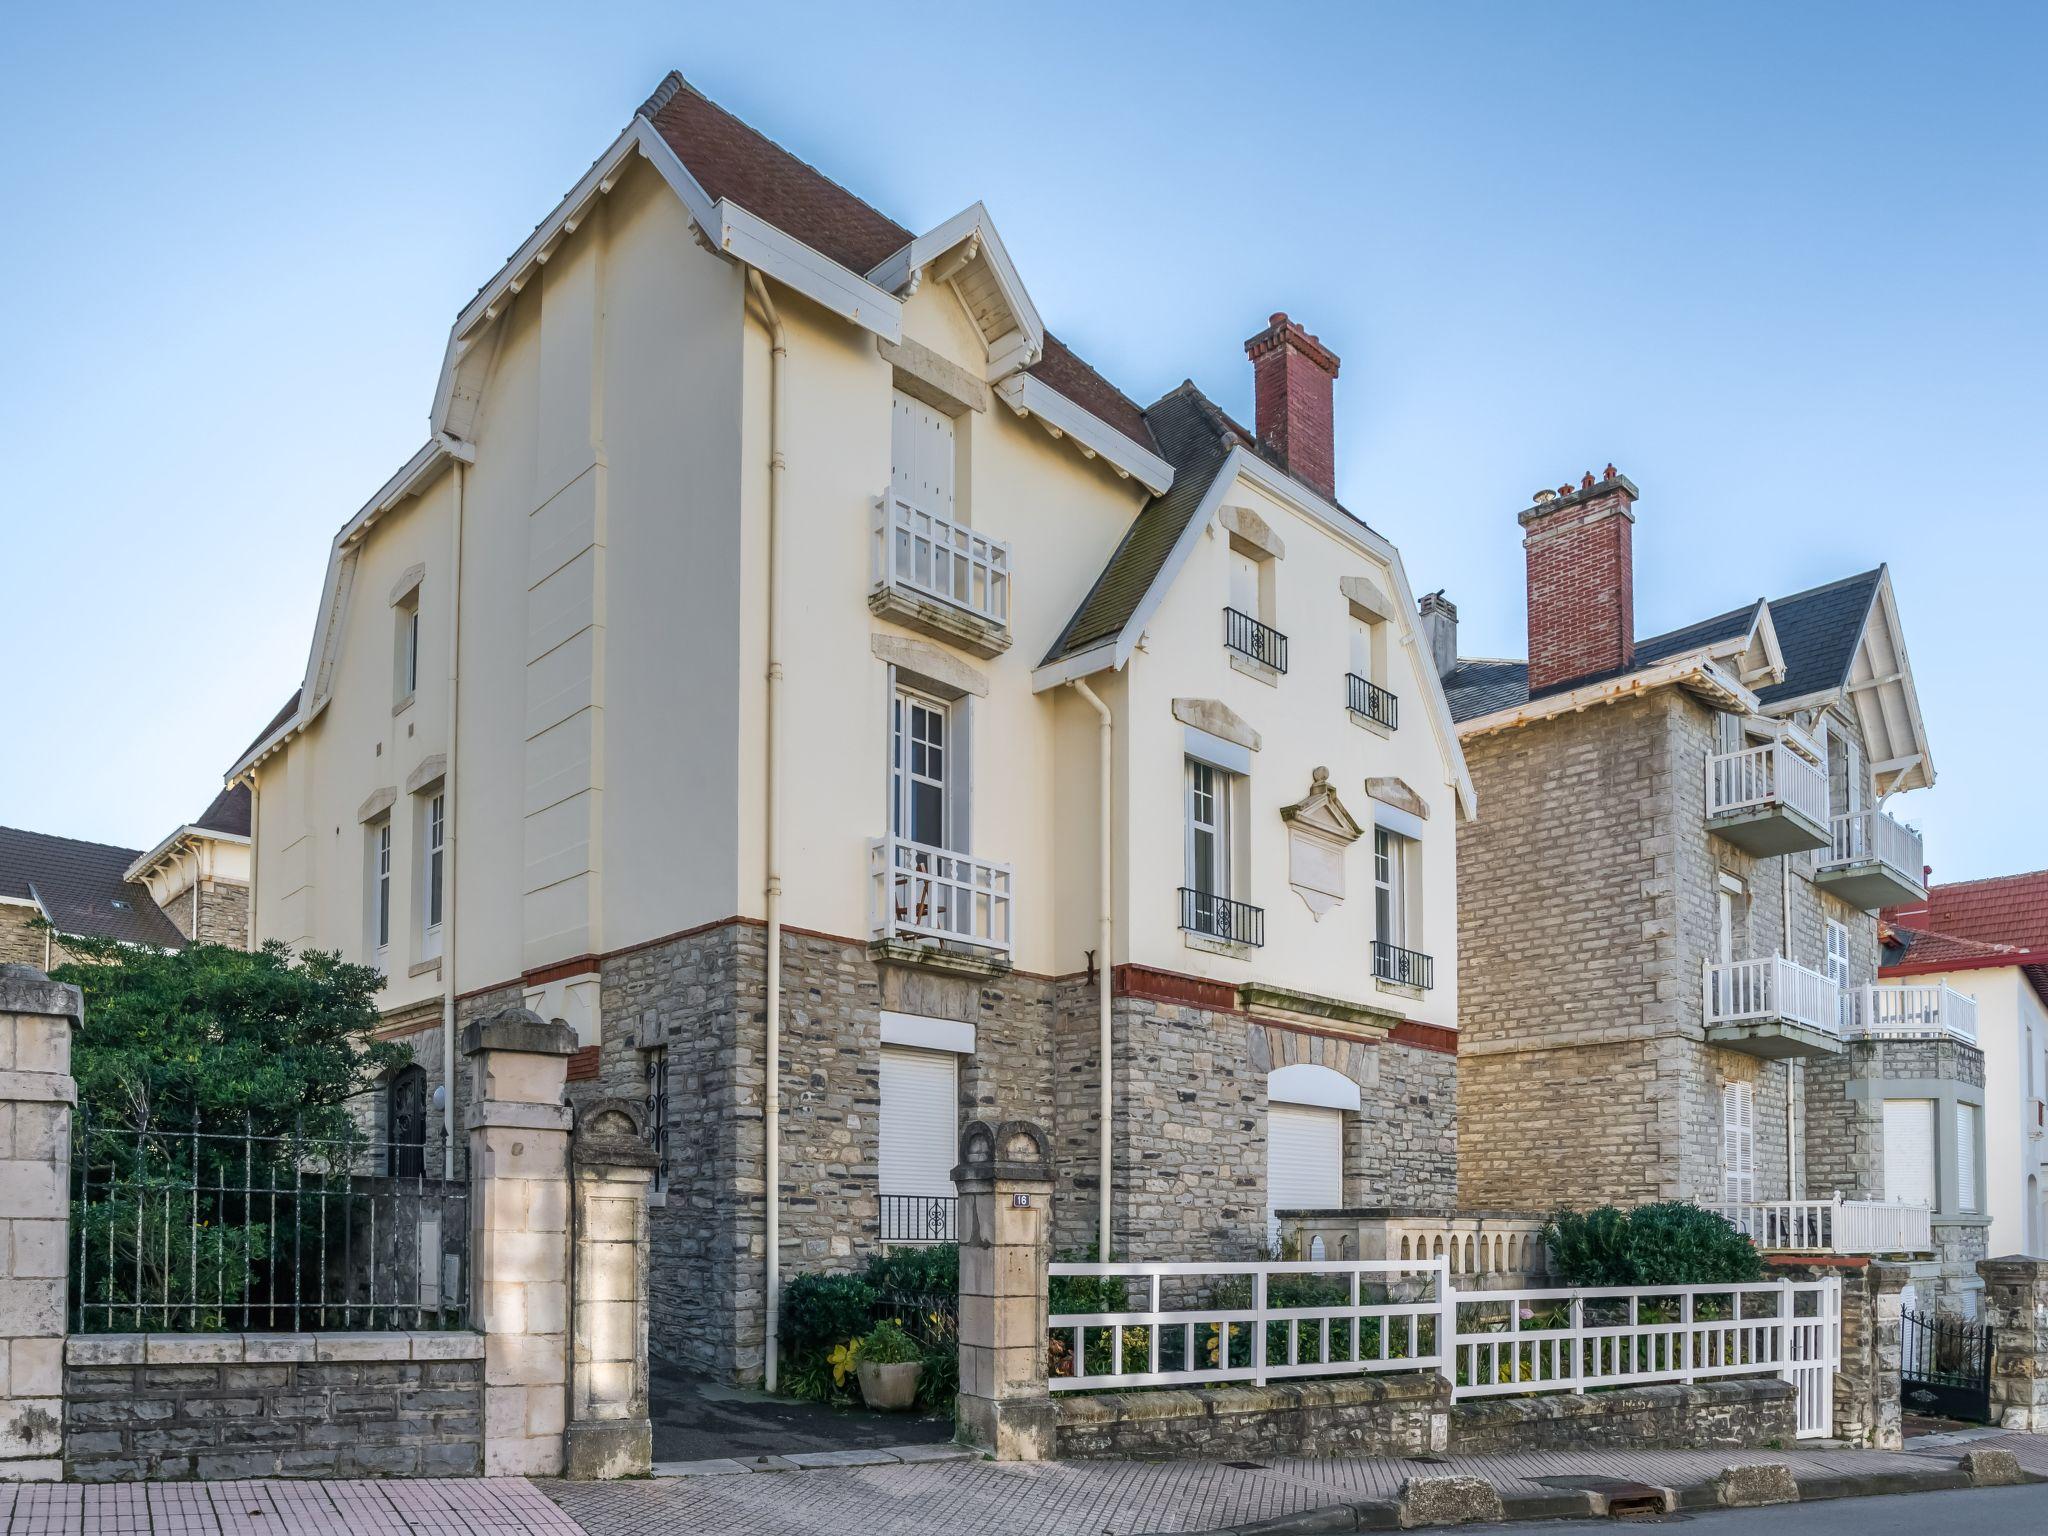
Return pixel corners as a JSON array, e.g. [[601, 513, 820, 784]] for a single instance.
[[1886, 868, 2048, 952], [640, 75, 1157, 455]]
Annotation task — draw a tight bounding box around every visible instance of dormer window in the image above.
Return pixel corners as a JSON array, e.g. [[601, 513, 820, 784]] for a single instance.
[[871, 389, 1011, 658]]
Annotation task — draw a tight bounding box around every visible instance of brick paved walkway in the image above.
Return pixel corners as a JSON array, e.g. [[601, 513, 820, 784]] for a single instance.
[[0, 1480, 580, 1536], [546, 1431, 2048, 1536]]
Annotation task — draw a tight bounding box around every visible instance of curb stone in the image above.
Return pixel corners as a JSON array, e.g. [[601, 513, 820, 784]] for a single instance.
[[1960, 1448, 2026, 1486]]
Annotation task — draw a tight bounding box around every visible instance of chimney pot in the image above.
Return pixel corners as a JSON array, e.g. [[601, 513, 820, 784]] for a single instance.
[[1245, 313, 1342, 500]]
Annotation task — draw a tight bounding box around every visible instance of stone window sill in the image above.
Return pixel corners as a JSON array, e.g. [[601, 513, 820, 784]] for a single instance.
[[1347, 709, 1393, 739], [1228, 652, 1281, 688], [409, 957, 442, 980], [1375, 978, 1427, 1003], [392, 693, 416, 718], [1183, 931, 1254, 961]]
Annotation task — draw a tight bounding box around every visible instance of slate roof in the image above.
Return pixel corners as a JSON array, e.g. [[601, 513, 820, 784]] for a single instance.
[[638, 74, 1157, 454], [0, 826, 186, 948], [194, 782, 251, 838], [1442, 570, 1883, 724]]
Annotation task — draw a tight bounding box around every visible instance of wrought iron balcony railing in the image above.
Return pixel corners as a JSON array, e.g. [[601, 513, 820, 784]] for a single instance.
[[1373, 940, 1434, 990], [1346, 673, 1398, 730], [1179, 886, 1265, 947], [1223, 607, 1288, 673]]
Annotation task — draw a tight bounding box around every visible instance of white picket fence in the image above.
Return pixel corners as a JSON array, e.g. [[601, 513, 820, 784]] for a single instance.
[[1047, 1258, 1841, 1439]]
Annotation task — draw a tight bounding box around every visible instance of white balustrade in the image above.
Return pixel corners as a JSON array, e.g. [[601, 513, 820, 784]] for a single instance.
[[1704, 956, 1840, 1036], [1823, 807, 1923, 879], [1707, 741, 1829, 828], [1845, 983, 1977, 1044], [1046, 1259, 1446, 1392], [1706, 1195, 1931, 1254], [868, 836, 1013, 957], [875, 497, 1010, 626], [1047, 1259, 1842, 1438]]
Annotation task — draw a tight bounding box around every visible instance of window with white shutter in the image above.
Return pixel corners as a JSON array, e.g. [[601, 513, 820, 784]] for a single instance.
[[1721, 1082, 1755, 1203], [879, 1046, 958, 1202], [1268, 1104, 1342, 1246], [1883, 1099, 1937, 1207], [1956, 1102, 1980, 1213]]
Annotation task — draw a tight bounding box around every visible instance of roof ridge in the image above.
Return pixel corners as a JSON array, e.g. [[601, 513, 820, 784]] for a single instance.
[[636, 70, 687, 120]]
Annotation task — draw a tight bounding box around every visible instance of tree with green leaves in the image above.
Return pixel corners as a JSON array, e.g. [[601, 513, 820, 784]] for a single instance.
[[54, 937, 407, 1138]]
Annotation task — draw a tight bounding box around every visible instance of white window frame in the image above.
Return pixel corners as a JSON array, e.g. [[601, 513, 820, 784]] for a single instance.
[[421, 793, 446, 961], [1186, 757, 1231, 899], [1956, 1102, 1980, 1213], [1721, 1080, 1756, 1204], [394, 592, 420, 706], [1374, 828, 1410, 950], [891, 684, 951, 851], [370, 819, 392, 971]]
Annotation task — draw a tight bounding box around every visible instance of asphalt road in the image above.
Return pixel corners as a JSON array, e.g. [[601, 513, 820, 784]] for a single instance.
[[1505, 1480, 2048, 1531]]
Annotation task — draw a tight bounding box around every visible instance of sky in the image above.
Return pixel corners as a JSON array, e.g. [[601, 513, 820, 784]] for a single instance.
[[2, 2, 2043, 884]]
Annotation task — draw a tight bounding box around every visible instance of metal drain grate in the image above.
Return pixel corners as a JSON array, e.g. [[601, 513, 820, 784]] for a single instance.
[[1223, 1461, 1267, 1471], [1529, 1475, 1673, 1520]]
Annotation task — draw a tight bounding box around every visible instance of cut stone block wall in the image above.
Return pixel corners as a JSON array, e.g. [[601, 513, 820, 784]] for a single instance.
[[62, 1332, 482, 1480], [1056, 1373, 1449, 1459], [1447, 1379, 1796, 1454]]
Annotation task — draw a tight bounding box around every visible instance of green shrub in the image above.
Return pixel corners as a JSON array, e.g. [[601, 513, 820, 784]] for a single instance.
[[1543, 1202, 1763, 1287], [864, 1243, 956, 1298], [780, 1271, 876, 1399], [860, 1319, 922, 1365]]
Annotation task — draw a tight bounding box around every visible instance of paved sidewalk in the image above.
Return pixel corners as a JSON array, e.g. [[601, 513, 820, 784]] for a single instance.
[[0, 1479, 581, 1536], [544, 1431, 2048, 1536]]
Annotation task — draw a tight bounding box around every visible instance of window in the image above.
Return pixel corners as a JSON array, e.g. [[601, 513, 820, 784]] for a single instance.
[[643, 1045, 670, 1196], [387, 1065, 426, 1179], [1956, 1102, 1980, 1213], [1713, 711, 1745, 755], [1186, 759, 1231, 898], [1721, 1081, 1755, 1204], [1374, 829, 1409, 948], [1349, 613, 1375, 686], [368, 820, 392, 969], [394, 592, 420, 705], [1883, 1098, 1936, 1206], [1716, 875, 1745, 963], [1826, 918, 1850, 1029], [891, 687, 949, 850], [879, 1045, 959, 1242], [420, 793, 445, 961]]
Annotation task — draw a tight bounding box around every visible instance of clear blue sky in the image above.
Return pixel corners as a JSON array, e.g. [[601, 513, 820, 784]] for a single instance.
[[4, 2, 2041, 883]]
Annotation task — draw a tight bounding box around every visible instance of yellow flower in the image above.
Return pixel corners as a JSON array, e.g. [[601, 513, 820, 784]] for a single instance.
[[828, 1339, 863, 1387]]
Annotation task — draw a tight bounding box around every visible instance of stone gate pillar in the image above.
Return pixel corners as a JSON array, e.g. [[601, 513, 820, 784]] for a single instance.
[[565, 1098, 656, 1479], [0, 964, 79, 1481], [954, 1118, 1056, 1461], [1979, 1255, 2048, 1432], [464, 1009, 575, 1476]]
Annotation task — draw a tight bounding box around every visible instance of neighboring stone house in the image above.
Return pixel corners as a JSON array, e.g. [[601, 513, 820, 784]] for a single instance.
[[1435, 469, 1984, 1313], [0, 784, 249, 964], [226, 72, 1475, 1384], [1884, 871, 2048, 1261]]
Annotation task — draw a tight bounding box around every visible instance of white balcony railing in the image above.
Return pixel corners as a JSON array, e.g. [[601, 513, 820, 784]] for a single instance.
[[1822, 807, 1923, 881], [875, 497, 1010, 627], [1844, 983, 1978, 1044], [868, 836, 1013, 958], [1707, 1194, 1933, 1255], [1705, 955, 1841, 1036], [1706, 741, 1830, 828]]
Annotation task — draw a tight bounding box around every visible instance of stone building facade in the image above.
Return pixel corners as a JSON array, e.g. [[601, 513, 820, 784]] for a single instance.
[[1439, 471, 1973, 1306]]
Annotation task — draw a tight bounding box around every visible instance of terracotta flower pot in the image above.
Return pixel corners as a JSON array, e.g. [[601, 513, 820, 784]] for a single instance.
[[858, 1359, 922, 1411]]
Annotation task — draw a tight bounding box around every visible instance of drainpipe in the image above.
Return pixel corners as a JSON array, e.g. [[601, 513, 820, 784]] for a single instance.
[[246, 779, 259, 950], [1782, 856, 1798, 1199], [191, 843, 200, 937], [439, 456, 467, 1175], [1068, 678, 1114, 1258], [747, 267, 788, 1390]]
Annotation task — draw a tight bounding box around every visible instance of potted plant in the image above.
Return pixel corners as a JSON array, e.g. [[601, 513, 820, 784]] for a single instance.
[[856, 1320, 923, 1411]]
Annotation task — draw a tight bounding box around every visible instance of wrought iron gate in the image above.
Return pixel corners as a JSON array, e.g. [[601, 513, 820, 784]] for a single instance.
[[1901, 1307, 1991, 1422]]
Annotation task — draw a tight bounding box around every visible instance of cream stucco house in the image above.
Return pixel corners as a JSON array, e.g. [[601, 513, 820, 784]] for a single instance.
[[227, 72, 1473, 1383]]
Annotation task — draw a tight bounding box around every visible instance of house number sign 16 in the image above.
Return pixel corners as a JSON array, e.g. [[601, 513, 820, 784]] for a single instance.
[[1012, 1193, 1031, 1208]]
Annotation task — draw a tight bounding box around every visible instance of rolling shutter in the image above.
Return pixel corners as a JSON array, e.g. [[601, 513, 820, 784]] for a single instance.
[[1956, 1103, 1979, 1213], [1268, 1104, 1342, 1243], [1883, 1099, 1936, 1207], [1721, 1082, 1755, 1204], [879, 1046, 958, 1200]]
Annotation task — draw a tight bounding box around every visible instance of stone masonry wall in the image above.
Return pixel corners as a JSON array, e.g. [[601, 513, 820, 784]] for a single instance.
[[1460, 686, 1895, 1212], [1448, 1379, 1797, 1454], [64, 1332, 482, 1480]]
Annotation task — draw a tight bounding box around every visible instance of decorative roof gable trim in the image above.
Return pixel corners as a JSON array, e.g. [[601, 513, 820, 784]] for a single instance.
[[994, 373, 1174, 494], [868, 203, 1044, 381]]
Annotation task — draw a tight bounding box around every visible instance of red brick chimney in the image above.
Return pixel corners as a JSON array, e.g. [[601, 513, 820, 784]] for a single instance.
[[1244, 313, 1340, 499], [1520, 467, 1640, 693]]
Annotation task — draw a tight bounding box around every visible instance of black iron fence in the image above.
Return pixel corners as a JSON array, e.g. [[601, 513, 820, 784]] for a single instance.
[[1180, 887, 1266, 948], [1372, 940, 1435, 991], [70, 1108, 469, 1333], [1901, 1306, 1991, 1421], [1346, 673, 1399, 730], [1223, 607, 1289, 673], [880, 1194, 957, 1245]]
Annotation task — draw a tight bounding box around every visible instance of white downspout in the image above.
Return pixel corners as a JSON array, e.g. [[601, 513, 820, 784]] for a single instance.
[[1068, 678, 1114, 1258], [191, 845, 200, 937], [439, 458, 467, 1175], [1782, 854, 1799, 1200], [747, 267, 788, 1390]]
